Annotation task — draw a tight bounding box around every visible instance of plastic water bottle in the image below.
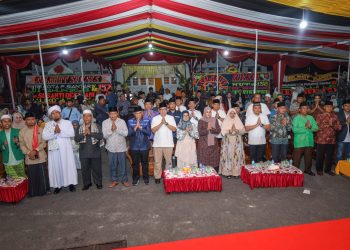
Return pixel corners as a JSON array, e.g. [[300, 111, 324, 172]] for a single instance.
[[289, 159, 293, 166], [169, 163, 172, 173], [251, 161, 255, 166]]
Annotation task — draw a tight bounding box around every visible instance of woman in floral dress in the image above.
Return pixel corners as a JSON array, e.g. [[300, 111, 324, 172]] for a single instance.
[[219, 108, 246, 179]]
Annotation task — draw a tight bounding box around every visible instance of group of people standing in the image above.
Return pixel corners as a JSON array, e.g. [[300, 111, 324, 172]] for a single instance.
[[0, 88, 350, 197]]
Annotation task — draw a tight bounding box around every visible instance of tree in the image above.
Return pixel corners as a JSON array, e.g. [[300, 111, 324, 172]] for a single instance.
[[175, 67, 192, 96]]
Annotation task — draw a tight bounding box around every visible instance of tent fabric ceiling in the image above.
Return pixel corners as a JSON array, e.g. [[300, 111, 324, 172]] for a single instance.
[[0, 0, 349, 66], [268, 0, 350, 18]]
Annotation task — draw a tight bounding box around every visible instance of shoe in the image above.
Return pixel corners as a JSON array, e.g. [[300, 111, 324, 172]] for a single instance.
[[317, 171, 324, 176], [233, 176, 240, 179], [108, 181, 118, 188], [325, 171, 336, 176], [155, 179, 161, 184], [69, 185, 76, 192], [53, 188, 62, 194], [304, 171, 315, 176], [226, 176, 232, 179], [144, 180, 149, 185], [96, 184, 103, 189], [132, 180, 139, 186], [122, 182, 130, 187], [82, 183, 92, 191]]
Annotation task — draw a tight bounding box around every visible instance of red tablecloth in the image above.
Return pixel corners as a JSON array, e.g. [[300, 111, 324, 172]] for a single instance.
[[241, 165, 304, 189], [163, 168, 222, 193], [0, 178, 28, 203]]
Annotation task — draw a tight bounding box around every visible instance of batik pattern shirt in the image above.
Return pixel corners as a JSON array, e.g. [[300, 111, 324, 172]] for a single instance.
[[315, 112, 341, 144], [270, 113, 292, 144]]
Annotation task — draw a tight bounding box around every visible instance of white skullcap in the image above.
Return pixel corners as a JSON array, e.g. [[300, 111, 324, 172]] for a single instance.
[[83, 109, 93, 116], [1, 114, 12, 121], [265, 94, 271, 98], [48, 105, 61, 115]]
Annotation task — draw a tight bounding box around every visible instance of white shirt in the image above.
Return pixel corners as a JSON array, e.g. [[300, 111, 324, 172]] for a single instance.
[[176, 105, 187, 112], [138, 99, 145, 109], [102, 118, 128, 153], [151, 115, 177, 147], [188, 109, 202, 126], [227, 98, 232, 110], [345, 112, 350, 143], [246, 103, 271, 117], [164, 93, 173, 101], [212, 109, 226, 138], [245, 113, 270, 145]]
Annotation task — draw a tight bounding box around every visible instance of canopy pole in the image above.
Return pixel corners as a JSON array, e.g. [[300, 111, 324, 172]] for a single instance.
[[253, 29, 258, 94], [36, 31, 49, 108], [5, 65, 16, 111], [278, 58, 281, 93], [216, 50, 219, 94], [347, 46, 350, 98], [80, 56, 86, 99], [337, 63, 341, 99]]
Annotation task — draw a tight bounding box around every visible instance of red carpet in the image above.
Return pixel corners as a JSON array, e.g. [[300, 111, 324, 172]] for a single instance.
[[121, 218, 350, 250]]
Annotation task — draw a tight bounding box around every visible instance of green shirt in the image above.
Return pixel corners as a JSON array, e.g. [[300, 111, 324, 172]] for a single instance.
[[0, 128, 24, 165], [5, 130, 22, 166], [292, 114, 318, 148]]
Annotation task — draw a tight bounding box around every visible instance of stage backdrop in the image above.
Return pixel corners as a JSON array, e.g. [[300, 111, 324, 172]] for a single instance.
[[281, 72, 338, 99], [192, 73, 270, 94], [26, 74, 112, 104]]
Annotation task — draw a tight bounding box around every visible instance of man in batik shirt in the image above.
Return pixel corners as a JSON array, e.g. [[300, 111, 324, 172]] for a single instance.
[[315, 101, 341, 176], [270, 102, 292, 163]]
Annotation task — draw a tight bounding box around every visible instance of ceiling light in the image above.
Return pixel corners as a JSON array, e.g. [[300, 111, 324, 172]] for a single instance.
[[299, 20, 308, 29], [223, 50, 229, 56], [148, 43, 153, 48], [150, 51, 154, 55], [62, 49, 69, 55], [299, 9, 308, 29]]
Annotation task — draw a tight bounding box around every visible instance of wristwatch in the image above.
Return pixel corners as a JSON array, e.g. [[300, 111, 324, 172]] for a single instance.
[[165, 122, 169, 126]]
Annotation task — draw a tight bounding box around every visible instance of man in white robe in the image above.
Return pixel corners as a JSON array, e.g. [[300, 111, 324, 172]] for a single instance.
[[43, 105, 78, 194]]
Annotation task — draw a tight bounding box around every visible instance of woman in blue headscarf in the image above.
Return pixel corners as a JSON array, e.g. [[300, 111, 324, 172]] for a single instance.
[[175, 110, 199, 168]]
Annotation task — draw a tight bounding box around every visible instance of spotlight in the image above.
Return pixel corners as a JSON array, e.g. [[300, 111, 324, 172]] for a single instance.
[[62, 49, 69, 55], [299, 9, 308, 29], [223, 50, 229, 56], [299, 20, 308, 29]]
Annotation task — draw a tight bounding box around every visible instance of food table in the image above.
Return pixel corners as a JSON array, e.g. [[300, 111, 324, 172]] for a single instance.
[[335, 160, 350, 177], [163, 166, 222, 193], [0, 177, 28, 203], [241, 163, 304, 189]]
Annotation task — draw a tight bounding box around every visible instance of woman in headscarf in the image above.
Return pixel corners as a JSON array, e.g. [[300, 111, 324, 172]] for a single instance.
[[197, 107, 221, 172], [12, 112, 26, 129], [175, 111, 199, 168], [219, 108, 246, 179]]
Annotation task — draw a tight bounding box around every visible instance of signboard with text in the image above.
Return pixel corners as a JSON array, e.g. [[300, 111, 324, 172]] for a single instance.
[[192, 72, 270, 94], [26, 74, 112, 104], [281, 72, 338, 98]]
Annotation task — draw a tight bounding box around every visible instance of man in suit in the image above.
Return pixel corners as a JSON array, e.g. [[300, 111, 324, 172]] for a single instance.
[[336, 99, 350, 162], [224, 92, 235, 112]]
